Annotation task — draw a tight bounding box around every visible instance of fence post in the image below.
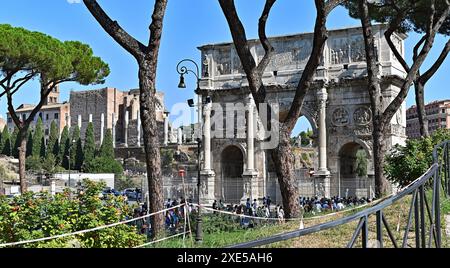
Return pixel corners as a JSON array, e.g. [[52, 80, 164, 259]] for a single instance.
[[376, 211, 383, 248], [435, 167, 441, 248]]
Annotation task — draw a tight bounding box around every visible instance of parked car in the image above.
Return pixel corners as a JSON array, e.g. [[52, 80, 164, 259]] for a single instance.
[[123, 188, 142, 201]]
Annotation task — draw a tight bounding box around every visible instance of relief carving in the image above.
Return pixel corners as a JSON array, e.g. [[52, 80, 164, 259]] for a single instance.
[[332, 107, 350, 126], [215, 48, 231, 75], [353, 107, 372, 125], [354, 124, 373, 136], [330, 38, 349, 65], [350, 35, 366, 63]]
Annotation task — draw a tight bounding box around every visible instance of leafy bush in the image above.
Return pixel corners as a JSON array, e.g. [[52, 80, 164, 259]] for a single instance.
[[83, 157, 123, 175], [0, 179, 145, 248], [385, 129, 450, 188]]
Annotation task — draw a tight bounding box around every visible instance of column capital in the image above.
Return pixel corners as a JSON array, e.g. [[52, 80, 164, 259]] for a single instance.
[[317, 86, 328, 101]]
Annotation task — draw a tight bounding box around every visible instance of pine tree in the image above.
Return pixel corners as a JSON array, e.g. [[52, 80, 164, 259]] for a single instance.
[[32, 117, 45, 158], [83, 122, 96, 168], [59, 126, 70, 168], [47, 121, 60, 159], [99, 129, 114, 159], [1, 127, 11, 156], [11, 127, 19, 158]]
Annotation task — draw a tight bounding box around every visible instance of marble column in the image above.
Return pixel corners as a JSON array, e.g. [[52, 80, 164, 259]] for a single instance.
[[137, 110, 141, 147], [200, 101, 215, 205], [317, 87, 330, 175], [203, 102, 212, 171], [243, 95, 259, 201], [77, 115, 82, 129], [163, 114, 169, 146], [89, 114, 93, 123], [100, 113, 105, 145], [315, 86, 330, 198], [124, 110, 129, 148]]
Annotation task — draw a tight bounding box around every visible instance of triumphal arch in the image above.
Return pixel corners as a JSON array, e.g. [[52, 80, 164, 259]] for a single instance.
[[195, 25, 407, 205]]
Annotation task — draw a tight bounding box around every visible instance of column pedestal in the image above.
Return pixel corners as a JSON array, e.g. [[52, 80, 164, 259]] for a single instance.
[[200, 170, 215, 206], [242, 171, 259, 202], [314, 172, 331, 198]]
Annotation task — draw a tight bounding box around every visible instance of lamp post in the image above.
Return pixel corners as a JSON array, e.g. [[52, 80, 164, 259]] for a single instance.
[[177, 59, 205, 244]]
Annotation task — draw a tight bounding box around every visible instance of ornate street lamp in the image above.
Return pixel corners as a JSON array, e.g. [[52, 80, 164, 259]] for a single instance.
[[177, 59, 204, 243]]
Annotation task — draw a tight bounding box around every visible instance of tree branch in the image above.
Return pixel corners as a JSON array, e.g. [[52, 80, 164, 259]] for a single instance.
[[83, 0, 147, 60], [256, 0, 276, 77], [218, 0, 266, 105], [413, 35, 427, 61], [384, 8, 411, 73], [382, 1, 450, 126], [284, 0, 329, 131], [420, 39, 450, 84]]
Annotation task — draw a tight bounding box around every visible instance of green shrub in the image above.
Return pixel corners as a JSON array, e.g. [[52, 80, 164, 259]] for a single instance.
[[0, 179, 145, 248], [385, 129, 450, 188]]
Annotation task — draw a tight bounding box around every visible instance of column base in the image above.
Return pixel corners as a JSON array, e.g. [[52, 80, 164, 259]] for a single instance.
[[242, 170, 260, 203], [200, 170, 216, 206], [314, 171, 331, 198]]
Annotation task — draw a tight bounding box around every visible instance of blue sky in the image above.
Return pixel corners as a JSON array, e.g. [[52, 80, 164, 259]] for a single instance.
[[0, 0, 449, 136]]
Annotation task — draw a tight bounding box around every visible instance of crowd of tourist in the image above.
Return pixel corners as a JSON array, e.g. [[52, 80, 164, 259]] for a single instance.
[[299, 196, 373, 214], [129, 195, 375, 236]]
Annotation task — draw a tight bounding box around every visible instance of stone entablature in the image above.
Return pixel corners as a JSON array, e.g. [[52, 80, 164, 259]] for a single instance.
[[198, 25, 407, 91]]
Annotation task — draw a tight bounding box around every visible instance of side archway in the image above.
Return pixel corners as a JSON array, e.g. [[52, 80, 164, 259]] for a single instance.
[[221, 145, 244, 203]]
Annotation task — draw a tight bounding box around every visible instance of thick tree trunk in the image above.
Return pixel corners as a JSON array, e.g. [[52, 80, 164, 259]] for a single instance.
[[372, 119, 388, 197], [18, 128, 28, 193], [359, 0, 389, 198], [271, 129, 299, 218], [415, 81, 429, 137], [139, 63, 164, 238]]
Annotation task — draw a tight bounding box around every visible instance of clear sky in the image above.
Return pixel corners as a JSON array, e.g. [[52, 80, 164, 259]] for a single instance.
[[1, 0, 449, 136]]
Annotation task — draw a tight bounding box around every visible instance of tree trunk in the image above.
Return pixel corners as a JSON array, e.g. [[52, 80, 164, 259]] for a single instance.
[[138, 62, 164, 238], [271, 129, 299, 218], [18, 128, 28, 193], [415, 81, 429, 137], [372, 119, 388, 197]]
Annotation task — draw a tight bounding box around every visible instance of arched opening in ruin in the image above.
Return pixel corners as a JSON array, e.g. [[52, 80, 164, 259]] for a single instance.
[[338, 142, 370, 198], [221, 145, 244, 204]]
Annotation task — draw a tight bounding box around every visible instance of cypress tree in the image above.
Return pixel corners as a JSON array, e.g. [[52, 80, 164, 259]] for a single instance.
[[1, 127, 11, 156], [99, 129, 114, 159], [32, 117, 44, 158], [70, 126, 83, 171], [59, 126, 70, 168], [47, 121, 60, 158], [83, 122, 96, 167]]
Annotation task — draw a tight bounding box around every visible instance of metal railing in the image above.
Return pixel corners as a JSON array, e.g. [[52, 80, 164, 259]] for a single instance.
[[228, 140, 450, 248]]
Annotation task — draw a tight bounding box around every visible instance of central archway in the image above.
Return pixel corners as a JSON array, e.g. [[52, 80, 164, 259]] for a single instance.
[[221, 145, 244, 204], [338, 142, 370, 198]]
